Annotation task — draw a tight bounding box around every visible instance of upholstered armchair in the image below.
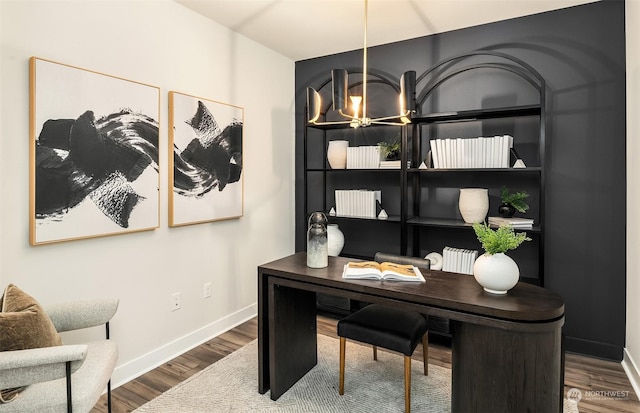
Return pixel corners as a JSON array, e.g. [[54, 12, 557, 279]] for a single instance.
[[0, 288, 119, 413]]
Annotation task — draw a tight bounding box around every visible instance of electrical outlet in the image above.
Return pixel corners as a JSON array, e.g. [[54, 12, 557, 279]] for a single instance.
[[203, 282, 212, 299], [171, 292, 181, 311]]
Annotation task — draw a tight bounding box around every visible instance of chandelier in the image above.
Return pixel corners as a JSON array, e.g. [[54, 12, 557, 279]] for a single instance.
[[306, 0, 416, 128]]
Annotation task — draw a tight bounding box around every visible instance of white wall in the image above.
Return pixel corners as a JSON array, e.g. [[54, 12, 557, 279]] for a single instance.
[[0, 0, 295, 386], [625, 0, 640, 397]]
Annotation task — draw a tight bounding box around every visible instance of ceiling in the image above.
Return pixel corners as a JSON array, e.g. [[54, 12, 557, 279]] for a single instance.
[[175, 0, 597, 61]]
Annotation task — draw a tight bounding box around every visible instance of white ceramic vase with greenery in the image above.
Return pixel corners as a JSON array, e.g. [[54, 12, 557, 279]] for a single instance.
[[472, 223, 531, 294]]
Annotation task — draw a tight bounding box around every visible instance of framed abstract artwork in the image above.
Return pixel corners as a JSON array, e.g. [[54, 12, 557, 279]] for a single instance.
[[168, 91, 244, 227], [29, 57, 160, 245]]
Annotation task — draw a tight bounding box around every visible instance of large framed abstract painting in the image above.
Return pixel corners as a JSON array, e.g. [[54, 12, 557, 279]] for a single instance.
[[29, 57, 160, 245], [168, 91, 244, 227]]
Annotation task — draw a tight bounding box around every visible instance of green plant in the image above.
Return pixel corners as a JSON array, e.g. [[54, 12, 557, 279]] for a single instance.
[[378, 139, 401, 160], [472, 222, 531, 255], [500, 186, 529, 213]]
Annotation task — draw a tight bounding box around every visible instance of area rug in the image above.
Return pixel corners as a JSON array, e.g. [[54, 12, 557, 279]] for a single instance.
[[134, 335, 579, 412]]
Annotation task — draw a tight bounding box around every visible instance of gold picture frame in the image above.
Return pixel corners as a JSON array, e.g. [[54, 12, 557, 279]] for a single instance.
[[168, 91, 244, 227], [29, 57, 160, 245]]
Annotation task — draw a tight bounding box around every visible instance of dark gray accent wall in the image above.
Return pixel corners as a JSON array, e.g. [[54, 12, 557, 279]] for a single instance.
[[295, 1, 626, 360]]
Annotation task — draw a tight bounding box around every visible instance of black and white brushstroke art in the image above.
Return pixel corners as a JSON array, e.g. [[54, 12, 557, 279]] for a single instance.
[[30, 57, 160, 245], [169, 92, 244, 226]]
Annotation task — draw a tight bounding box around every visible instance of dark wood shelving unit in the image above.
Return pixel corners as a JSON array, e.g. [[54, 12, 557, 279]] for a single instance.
[[302, 51, 547, 327]]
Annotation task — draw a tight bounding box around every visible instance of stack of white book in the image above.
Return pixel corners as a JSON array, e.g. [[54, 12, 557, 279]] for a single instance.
[[379, 160, 402, 169], [430, 135, 513, 169], [488, 216, 534, 229], [346, 146, 381, 169], [335, 190, 381, 218], [442, 247, 478, 275]]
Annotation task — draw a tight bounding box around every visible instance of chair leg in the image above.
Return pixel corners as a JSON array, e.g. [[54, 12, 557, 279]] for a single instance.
[[373, 345, 377, 361], [404, 355, 411, 413], [66, 361, 73, 413], [107, 379, 112, 413], [339, 337, 346, 395], [422, 332, 429, 376]]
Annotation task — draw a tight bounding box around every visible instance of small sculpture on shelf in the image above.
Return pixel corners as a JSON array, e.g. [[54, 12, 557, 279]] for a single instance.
[[498, 186, 529, 218]]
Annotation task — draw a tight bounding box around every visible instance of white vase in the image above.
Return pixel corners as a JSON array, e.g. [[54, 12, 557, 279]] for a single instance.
[[327, 140, 349, 169], [327, 224, 345, 256], [473, 252, 520, 294], [458, 188, 489, 224]]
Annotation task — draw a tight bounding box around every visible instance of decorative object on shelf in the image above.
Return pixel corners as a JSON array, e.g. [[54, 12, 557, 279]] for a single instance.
[[169, 91, 244, 227], [472, 222, 531, 294], [498, 186, 529, 218], [378, 209, 388, 219], [327, 224, 345, 256], [329, 207, 336, 216], [377, 139, 401, 161], [327, 140, 349, 169], [306, 0, 416, 128], [425, 252, 443, 271], [458, 188, 489, 224], [29, 57, 161, 245], [307, 212, 328, 268]]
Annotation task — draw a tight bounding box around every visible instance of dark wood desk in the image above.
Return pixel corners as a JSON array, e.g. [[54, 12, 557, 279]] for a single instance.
[[258, 253, 565, 412]]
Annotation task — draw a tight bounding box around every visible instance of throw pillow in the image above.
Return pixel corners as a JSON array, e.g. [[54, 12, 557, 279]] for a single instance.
[[0, 284, 62, 403]]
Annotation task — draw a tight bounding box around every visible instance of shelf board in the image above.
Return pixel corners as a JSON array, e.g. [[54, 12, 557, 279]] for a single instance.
[[411, 104, 541, 124], [407, 217, 541, 232], [307, 168, 401, 172], [408, 167, 542, 173], [329, 214, 401, 223]]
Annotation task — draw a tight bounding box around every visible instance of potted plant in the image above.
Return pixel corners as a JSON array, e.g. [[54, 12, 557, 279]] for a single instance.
[[472, 222, 531, 294], [378, 138, 401, 161], [498, 186, 529, 218]]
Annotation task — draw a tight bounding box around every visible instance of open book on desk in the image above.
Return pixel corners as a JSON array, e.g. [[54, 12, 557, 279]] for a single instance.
[[342, 261, 426, 282]]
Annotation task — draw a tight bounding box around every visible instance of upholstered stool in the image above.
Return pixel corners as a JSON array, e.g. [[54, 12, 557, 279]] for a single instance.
[[337, 304, 429, 413]]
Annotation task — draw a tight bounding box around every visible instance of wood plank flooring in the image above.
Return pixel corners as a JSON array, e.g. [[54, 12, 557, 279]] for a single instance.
[[91, 315, 640, 413]]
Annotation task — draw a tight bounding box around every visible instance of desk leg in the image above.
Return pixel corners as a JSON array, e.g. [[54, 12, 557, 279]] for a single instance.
[[258, 271, 270, 394], [451, 320, 563, 413], [268, 280, 317, 400]]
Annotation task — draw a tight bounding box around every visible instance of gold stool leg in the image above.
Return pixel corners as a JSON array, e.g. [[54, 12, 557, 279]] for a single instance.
[[423, 332, 429, 376], [339, 337, 346, 395], [404, 355, 411, 413]]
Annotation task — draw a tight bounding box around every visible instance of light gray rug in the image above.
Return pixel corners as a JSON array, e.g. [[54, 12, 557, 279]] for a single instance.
[[134, 335, 579, 413]]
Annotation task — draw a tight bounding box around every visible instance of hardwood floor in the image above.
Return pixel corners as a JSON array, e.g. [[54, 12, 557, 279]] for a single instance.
[[92, 315, 640, 413]]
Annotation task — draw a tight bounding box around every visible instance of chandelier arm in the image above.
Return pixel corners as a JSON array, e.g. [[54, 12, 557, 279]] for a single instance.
[[337, 110, 358, 120], [308, 120, 354, 126]]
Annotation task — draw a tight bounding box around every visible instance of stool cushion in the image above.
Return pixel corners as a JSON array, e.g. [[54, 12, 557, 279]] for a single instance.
[[337, 304, 428, 356]]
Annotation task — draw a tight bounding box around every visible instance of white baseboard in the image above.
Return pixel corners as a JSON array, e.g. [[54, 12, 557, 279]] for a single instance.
[[110, 303, 257, 388], [622, 348, 640, 398]]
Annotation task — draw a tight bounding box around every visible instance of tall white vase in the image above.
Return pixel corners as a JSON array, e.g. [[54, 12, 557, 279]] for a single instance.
[[458, 188, 489, 223], [327, 224, 345, 256], [327, 140, 349, 169], [473, 252, 520, 294]]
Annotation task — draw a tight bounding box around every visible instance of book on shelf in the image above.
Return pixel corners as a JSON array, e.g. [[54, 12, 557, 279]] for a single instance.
[[335, 189, 381, 218], [346, 146, 381, 169], [379, 160, 402, 169], [488, 216, 534, 228], [429, 135, 514, 169], [441, 246, 477, 275], [342, 261, 426, 282]]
